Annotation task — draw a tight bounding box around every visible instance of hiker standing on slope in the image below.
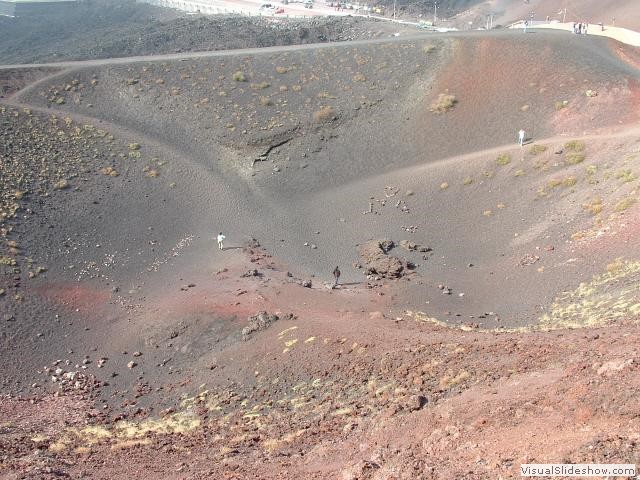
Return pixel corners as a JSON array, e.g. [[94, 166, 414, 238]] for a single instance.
[[518, 129, 526, 147], [217, 232, 226, 250], [332, 266, 341, 289]]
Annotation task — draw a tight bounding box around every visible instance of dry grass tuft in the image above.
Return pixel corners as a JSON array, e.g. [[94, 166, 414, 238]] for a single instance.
[[259, 96, 272, 106], [439, 370, 470, 390], [232, 71, 247, 82], [352, 73, 366, 82], [615, 169, 636, 183], [313, 106, 335, 123], [529, 144, 547, 155], [430, 93, 457, 113], [100, 166, 119, 177], [53, 179, 69, 190], [615, 197, 636, 212], [583, 197, 603, 215], [555, 100, 569, 110], [463, 177, 473, 185], [566, 152, 586, 165], [250, 82, 270, 90], [564, 140, 585, 152], [440, 182, 449, 190], [496, 153, 511, 166]]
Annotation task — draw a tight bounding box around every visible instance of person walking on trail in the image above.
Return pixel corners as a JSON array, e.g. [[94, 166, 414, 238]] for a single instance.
[[523, 20, 528, 33], [332, 266, 341, 289], [217, 232, 226, 250], [518, 129, 526, 147]]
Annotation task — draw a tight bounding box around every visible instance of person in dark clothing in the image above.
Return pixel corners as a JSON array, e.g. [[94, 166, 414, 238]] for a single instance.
[[332, 266, 341, 289]]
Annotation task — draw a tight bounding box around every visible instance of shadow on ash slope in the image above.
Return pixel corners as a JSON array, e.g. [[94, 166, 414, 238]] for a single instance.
[[3, 31, 640, 398]]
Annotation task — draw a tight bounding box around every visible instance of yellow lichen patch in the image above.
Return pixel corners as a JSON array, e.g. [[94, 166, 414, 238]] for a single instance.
[[331, 407, 353, 416], [111, 412, 201, 439], [49, 440, 69, 453], [70, 425, 112, 444], [539, 259, 640, 329], [405, 310, 530, 333], [262, 429, 305, 452], [278, 326, 297, 338], [290, 396, 312, 409]]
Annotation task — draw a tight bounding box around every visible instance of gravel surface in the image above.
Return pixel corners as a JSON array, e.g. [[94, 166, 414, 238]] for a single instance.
[[0, 0, 418, 65]]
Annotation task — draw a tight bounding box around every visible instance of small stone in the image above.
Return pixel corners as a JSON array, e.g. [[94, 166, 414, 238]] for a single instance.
[[127, 361, 137, 369]]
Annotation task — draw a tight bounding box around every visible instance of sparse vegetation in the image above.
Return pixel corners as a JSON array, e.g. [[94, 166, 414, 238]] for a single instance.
[[562, 176, 577, 187], [564, 140, 585, 152], [232, 71, 247, 82], [440, 182, 449, 190], [607, 258, 624, 274], [615, 169, 636, 183], [430, 93, 457, 113], [352, 73, 366, 82], [422, 44, 436, 54], [529, 144, 547, 155], [439, 370, 470, 390], [583, 197, 603, 215], [53, 179, 69, 190], [496, 153, 511, 166], [615, 197, 635, 212], [250, 82, 270, 90], [100, 166, 119, 177], [463, 177, 473, 185], [275, 66, 290, 74], [555, 100, 569, 110], [566, 152, 586, 165], [514, 169, 525, 177], [313, 106, 335, 123], [259, 96, 272, 106]]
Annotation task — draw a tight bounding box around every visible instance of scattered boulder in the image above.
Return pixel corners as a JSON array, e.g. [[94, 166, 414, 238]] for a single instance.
[[358, 239, 405, 278], [242, 311, 279, 340], [405, 394, 429, 411], [240, 269, 261, 278], [399, 240, 431, 253]]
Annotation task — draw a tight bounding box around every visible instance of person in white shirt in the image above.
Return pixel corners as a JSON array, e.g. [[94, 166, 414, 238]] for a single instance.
[[518, 129, 525, 147], [217, 232, 226, 250]]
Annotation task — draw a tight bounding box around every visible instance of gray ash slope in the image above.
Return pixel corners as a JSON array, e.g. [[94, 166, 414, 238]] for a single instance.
[[0, 0, 414, 65]]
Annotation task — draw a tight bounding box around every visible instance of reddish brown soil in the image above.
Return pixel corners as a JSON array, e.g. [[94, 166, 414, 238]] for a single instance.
[[2, 30, 640, 480]]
